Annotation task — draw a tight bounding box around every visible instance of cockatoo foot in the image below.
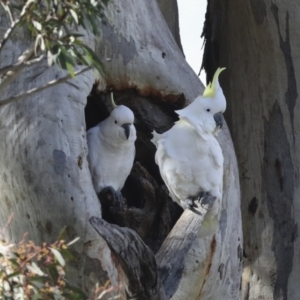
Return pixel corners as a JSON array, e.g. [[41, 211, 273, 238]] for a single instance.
[[198, 192, 216, 210], [184, 192, 216, 210], [99, 186, 124, 208]]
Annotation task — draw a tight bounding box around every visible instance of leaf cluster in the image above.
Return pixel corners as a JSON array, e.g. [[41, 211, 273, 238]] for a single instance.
[[1, 0, 109, 76], [0, 237, 114, 299]]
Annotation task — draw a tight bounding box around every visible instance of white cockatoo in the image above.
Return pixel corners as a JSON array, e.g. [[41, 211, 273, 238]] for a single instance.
[[87, 93, 136, 206], [151, 68, 226, 237]]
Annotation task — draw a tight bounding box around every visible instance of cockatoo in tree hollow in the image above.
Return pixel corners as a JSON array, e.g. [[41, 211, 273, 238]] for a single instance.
[[152, 68, 226, 237], [87, 93, 136, 207]]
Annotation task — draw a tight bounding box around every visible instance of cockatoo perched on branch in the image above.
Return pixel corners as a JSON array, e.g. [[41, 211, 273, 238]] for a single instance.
[[151, 68, 226, 237], [87, 93, 136, 207]]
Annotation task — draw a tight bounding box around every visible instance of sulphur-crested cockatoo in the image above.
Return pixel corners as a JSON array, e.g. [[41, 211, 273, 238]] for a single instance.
[[87, 93, 136, 206], [152, 68, 226, 237]]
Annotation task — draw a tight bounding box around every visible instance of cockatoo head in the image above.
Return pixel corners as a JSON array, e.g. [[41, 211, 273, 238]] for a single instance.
[[175, 67, 226, 139], [107, 93, 136, 143], [202, 67, 226, 113]]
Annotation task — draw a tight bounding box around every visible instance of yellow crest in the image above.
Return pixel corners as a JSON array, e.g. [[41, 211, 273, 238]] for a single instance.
[[203, 67, 226, 98]]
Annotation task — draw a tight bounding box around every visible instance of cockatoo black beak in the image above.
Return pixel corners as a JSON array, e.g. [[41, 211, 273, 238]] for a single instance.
[[122, 123, 131, 139], [213, 112, 223, 129]]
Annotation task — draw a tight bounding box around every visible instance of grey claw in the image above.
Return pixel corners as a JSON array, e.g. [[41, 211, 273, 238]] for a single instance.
[[200, 193, 216, 210], [114, 190, 124, 208], [185, 191, 216, 211], [99, 186, 124, 208], [187, 199, 194, 208], [182, 198, 196, 210]]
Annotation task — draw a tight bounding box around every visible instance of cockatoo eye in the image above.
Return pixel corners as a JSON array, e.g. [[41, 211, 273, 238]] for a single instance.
[[115, 120, 118, 124], [206, 109, 210, 112]]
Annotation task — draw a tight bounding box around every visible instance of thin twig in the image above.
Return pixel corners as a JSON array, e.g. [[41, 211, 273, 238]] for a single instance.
[[0, 0, 35, 52], [0, 66, 91, 107], [0, 54, 44, 76], [0, 2, 14, 24]]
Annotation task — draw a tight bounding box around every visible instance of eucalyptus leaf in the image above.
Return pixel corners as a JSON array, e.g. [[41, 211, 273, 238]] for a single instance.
[[4, 270, 21, 279], [32, 20, 42, 31], [49, 248, 65, 267], [70, 9, 79, 24], [66, 62, 75, 77], [27, 262, 44, 276]]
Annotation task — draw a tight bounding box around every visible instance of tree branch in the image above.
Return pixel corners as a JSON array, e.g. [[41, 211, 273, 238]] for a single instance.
[[0, 0, 35, 52], [89, 197, 215, 300], [0, 2, 14, 24], [0, 67, 91, 107], [0, 54, 45, 76], [0, 46, 35, 92], [156, 200, 215, 299]]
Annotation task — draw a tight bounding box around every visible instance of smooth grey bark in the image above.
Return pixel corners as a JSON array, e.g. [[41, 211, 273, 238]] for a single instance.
[[156, 0, 183, 52], [203, 1, 300, 299], [0, 23, 116, 295]]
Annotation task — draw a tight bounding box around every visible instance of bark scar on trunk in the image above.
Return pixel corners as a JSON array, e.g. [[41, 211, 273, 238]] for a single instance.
[[271, 4, 298, 141]]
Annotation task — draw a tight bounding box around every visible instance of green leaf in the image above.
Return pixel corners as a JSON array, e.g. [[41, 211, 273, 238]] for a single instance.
[[66, 62, 75, 77], [64, 283, 88, 299], [34, 34, 42, 54], [72, 46, 90, 66], [50, 49, 60, 66], [45, 264, 59, 281], [28, 276, 48, 283], [90, 0, 98, 7], [8, 258, 19, 266], [40, 37, 46, 51], [80, 11, 91, 30], [32, 20, 42, 31], [81, 44, 104, 74], [65, 2, 79, 9], [57, 226, 67, 240], [50, 248, 65, 266], [5, 271, 21, 279], [89, 14, 100, 35], [63, 33, 85, 40], [55, 46, 74, 70], [47, 50, 53, 66], [31, 294, 42, 300], [60, 248, 74, 261], [29, 278, 48, 295], [69, 9, 78, 24], [27, 262, 45, 276]]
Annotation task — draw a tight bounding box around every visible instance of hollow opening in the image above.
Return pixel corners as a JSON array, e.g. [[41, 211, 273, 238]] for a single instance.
[[84, 86, 183, 251]]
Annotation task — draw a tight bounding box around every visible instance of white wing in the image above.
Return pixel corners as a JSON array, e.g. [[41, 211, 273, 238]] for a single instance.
[[87, 126, 101, 178], [155, 122, 223, 204]]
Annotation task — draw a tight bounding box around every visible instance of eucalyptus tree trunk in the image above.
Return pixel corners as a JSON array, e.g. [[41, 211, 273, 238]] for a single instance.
[[0, 0, 242, 298], [204, 1, 300, 299]]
